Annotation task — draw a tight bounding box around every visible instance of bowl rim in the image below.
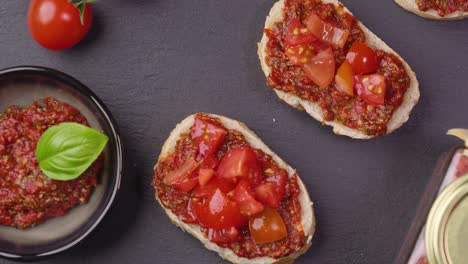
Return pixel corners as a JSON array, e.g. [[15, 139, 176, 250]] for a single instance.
[[0, 66, 123, 260]]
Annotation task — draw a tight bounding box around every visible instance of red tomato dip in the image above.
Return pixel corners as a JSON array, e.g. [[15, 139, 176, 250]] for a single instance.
[[153, 114, 306, 259], [416, 0, 468, 17], [0, 97, 102, 229], [264, 0, 411, 136]]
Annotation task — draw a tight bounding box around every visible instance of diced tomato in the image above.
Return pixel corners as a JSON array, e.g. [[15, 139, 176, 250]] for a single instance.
[[201, 154, 219, 169], [193, 178, 237, 199], [346, 41, 380, 75], [163, 158, 199, 191], [304, 13, 350, 48], [285, 44, 316, 65], [191, 117, 227, 158], [354, 74, 387, 106], [191, 189, 246, 230], [217, 147, 262, 186], [207, 227, 241, 244], [265, 172, 287, 200], [229, 180, 264, 217], [198, 168, 215, 186], [335, 61, 354, 96], [285, 17, 317, 46], [249, 207, 288, 244], [175, 176, 198, 192], [255, 183, 280, 208], [302, 47, 336, 88]]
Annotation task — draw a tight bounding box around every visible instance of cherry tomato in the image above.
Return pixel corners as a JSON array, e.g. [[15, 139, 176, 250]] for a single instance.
[[163, 158, 199, 192], [191, 117, 227, 158], [285, 45, 316, 65], [285, 18, 317, 46], [304, 13, 349, 49], [217, 147, 262, 185], [193, 178, 236, 199], [28, 0, 93, 50], [198, 168, 215, 186], [354, 74, 387, 106], [191, 189, 246, 230], [207, 227, 240, 244], [346, 41, 380, 75], [249, 207, 288, 244], [335, 61, 354, 96], [302, 47, 336, 88], [229, 180, 264, 217]]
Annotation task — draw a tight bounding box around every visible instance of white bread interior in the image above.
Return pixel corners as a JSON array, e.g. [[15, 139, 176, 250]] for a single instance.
[[258, 0, 420, 139], [394, 0, 468, 20], [154, 113, 315, 264]]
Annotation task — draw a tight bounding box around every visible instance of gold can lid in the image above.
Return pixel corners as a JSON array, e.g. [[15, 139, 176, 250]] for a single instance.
[[425, 173, 468, 264]]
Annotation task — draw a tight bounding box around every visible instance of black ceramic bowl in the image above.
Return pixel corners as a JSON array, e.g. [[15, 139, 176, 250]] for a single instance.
[[0, 66, 123, 259]]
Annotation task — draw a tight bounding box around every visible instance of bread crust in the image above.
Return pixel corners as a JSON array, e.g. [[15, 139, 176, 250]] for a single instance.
[[258, 0, 420, 139], [154, 113, 315, 264], [394, 0, 468, 20]]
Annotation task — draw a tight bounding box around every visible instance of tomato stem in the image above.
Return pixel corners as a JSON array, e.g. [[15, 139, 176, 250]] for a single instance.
[[69, 0, 94, 25]]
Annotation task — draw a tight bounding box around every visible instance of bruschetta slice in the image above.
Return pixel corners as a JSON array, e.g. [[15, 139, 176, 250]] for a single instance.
[[152, 113, 315, 264], [395, 0, 468, 20], [258, 0, 420, 139]]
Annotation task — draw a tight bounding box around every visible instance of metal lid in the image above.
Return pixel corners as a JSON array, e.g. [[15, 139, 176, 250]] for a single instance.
[[425, 173, 468, 264]]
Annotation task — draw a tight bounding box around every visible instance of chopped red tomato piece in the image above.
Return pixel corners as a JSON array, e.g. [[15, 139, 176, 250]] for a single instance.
[[229, 180, 264, 217], [207, 227, 240, 244], [265, 172, 287, 200], [285, 17, 317, 46], [255, 171, 287, 208], [198, 168, 215, 186], [254, 183, 278, 208], [163, 158, 199, 190], [191, 189, 246, 230], [201, 154, 219, 169], [175, 176, 199, 192], [335, 61, 354, 96], [217, 147, 262, 186], [249, 207, 288, 244], [304, 13, 350, 48], [354, 74, 387, 106], [285, 45, 316, 65], [193, 178, 236, 199], [191, 117, 227, 158], [302, 47, 336, 88], [346, 41, 380, 75]]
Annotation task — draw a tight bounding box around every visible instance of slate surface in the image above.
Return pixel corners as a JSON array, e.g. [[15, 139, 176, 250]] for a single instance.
[[0, 1, 467, 263]]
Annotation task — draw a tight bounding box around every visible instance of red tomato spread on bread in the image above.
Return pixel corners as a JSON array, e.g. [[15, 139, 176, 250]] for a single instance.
[[152, 114, 305, 259], [264, 0, 411, 136]]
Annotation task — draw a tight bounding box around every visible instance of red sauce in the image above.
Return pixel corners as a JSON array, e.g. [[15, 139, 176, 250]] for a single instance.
[[417, 0, 468, 17], [265, 0, 410, 136], [0, 97, 102, 229], [152, 114, 305, 259]]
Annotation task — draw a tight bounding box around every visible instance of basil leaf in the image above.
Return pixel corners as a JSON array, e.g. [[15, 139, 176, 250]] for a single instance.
[[36, 122, 108, 181]]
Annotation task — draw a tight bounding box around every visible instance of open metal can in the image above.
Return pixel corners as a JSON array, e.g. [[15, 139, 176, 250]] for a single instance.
[[395, 129, 468, 264]]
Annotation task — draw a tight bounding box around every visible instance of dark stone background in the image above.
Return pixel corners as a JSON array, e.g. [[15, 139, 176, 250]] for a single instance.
[[0, 0, 467, 263]]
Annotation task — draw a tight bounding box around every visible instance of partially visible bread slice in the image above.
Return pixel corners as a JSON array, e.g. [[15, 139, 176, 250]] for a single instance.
[[258, 0, 420, 139], [154, 113, 315, 264], [394, 0, 468, 20]]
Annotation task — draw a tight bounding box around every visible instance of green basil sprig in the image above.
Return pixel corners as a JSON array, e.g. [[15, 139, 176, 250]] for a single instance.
[[36, 122, 108, 181]]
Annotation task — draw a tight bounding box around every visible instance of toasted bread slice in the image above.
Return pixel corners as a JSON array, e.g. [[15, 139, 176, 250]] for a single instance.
[[154, 113, 315, 264], [395, 0, 468, 20], [258, 0, 420, 139]]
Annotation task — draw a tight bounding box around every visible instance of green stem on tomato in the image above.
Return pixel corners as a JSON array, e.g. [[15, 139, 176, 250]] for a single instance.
[[68, 0, 95, 25]]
